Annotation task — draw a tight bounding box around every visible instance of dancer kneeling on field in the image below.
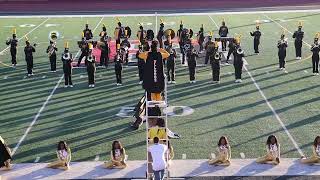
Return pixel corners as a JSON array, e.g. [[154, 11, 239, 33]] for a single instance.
[[208, 136, 231, 166], [256, 135, 280, 165], [47, 141, 71, 170], [105, 141, 127, 169], [301, 136, 320, 165], [0, 136, 12, 170]]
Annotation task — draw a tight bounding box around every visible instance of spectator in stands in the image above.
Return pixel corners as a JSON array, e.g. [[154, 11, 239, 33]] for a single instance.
[[256, 135, 280, 165], [300, 136, 320, 164], [148, 137, 168, 180], [208, 136, 231, 166], [104, 141, 127, 169], [47, 141, 71, 170], [0, 136, 12, 170]]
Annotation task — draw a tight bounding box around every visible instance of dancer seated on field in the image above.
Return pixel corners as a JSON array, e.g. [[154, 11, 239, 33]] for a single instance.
[[0, 136, 12, 170], [208, 136, 231, 166], [105, 141, 127, 169], [256, 135, 280, 165], [47, 141, 71, 170], [301, 136, 320, 165]]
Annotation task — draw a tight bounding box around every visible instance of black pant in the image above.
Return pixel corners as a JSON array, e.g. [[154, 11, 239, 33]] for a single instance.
[[49, 55, 56, 71], [227, 49, 233, 61], [78, 52, 88, 65], [205, 52, 209, 64], [312, 56, 319, 73], [199, 41, 204, 52], [138, 64, 144, 81], [100, 51, 109, 67], [26, 57, 33, 75], [87, 67, 95, 84], [188, 66, 195, 81], [115, 69, 122, 84], [64, 72, 72, 85], [179, 42, 186, 64], [211, 64, 220, 81], [158, 38, 163, 49], [279, 56, 286, 68], [167, 64, 175, 81], [10, 48, 17, 65], [254, 39, 260, 53], [295, 40, 302, 57], [234, 61, 243, 79], [221, 38, 227, 51]]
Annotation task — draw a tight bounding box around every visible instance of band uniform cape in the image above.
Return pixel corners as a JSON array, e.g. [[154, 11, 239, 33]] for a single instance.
[[0, 137, 12, 168], [143, 51, 165, 93]]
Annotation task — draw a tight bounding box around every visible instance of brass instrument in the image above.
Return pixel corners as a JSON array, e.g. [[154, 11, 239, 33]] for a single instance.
[[63, 52, 71, 60], [214, 51, 221, 60], [278, 38, 288, 46], [48, 42, 57, 57], [87, 55, 94, 62], [236, 47, 244, 55], [164, 29, 175, 40]]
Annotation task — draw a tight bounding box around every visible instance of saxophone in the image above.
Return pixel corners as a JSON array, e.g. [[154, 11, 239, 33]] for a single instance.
[[48, 42, 56, 57]]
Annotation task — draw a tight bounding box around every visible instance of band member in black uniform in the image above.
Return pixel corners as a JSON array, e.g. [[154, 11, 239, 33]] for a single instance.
[[98, 33, 109, 68], [219, 20, 229, 51], [138, 40, 170, 101], [136, 44, 146, 84], [114, 44, 123, 86], [166, 42, 177, 84], [210, 41, 221, 84], [5, 28, 18, 67], [311, 34, 320, 75], [204, 33, 214, 65], [177, 21, 185, 64], [62, 42, 73, 88], [83, 23, 93, 40], [137, 24, 146, 45], [250, 23, 262, 54], [99, 24, 107, 37], [87, 43, 96, 88], [24, 37, 36, 77], [292, 22, 304, 60], [120, 35, 131, 64], [234, 37, 244, 83], [157, 20, 165, 48], [278, 33, 288, 71], [46, 41, 58, 72], [187, 45, 198, 83], [197, 24, 205, 52], [77, 37, 89, 67], [226, 38, 236, 64], [114, 21, 123, 49]]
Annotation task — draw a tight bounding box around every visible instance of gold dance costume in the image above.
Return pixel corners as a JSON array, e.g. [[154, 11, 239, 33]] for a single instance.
[[47, 148, 71, 170], [105, 148, 127, 169], [301, 145, 320, 164], [256, 144, 280, 165], [208, 145, 231, 166]]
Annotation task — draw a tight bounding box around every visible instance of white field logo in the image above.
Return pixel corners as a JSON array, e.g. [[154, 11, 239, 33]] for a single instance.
[[117, 106, 194, 117]]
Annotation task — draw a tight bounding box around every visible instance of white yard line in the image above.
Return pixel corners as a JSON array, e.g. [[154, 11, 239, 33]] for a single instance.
[[11, 17, 104, 156], [1, 8, 320, 18], [208, 14, 304, 156], [244, 66, 304, 156], [208, 15, 219, 30], [34, 157, 40, 163], [263, 14, 311, 47], [12, 75, 63, 155], [94, 155, 100, 161]]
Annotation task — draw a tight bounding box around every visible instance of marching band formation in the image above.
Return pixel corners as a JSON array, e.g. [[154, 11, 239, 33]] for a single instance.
[[4, 18, 320, 87]]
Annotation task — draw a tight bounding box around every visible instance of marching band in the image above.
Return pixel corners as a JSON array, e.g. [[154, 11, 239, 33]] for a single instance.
[[3, 18, 320, 88]]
